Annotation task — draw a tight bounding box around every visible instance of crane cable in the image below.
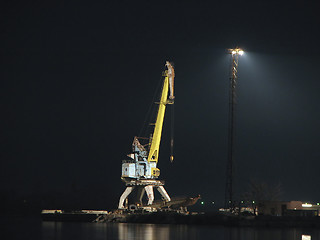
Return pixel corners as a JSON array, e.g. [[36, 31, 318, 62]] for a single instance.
[[170, 103, 174, 162], [138, 72, 164, 139], [138, 66, 175, 163]]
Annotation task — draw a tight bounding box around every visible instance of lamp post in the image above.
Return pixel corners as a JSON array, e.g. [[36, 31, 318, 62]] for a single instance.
[[225, 48, 244, 211]]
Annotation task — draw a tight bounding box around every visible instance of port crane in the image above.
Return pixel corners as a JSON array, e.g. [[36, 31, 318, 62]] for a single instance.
[[118, 61, 175, 209]]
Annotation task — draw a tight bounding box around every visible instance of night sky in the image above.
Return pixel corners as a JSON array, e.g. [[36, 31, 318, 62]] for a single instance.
[[1, 0, 320, 210]]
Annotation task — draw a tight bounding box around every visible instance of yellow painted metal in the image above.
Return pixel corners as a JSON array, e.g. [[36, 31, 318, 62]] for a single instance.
[[147, 74, 169, 163], [151, 167, 160, 177], [147, 61, 175, 165]]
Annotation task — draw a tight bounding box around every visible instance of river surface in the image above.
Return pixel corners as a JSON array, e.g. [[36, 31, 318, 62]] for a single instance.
[[3, 216, 320, 240]]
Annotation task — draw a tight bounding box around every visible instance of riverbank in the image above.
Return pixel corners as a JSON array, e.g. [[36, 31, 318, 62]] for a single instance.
[[103, 211, 320, 228], [40, 209, 320, 228]]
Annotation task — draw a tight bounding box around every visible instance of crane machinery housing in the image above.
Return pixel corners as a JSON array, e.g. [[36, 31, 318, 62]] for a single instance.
[[118, 61, 175, 210]]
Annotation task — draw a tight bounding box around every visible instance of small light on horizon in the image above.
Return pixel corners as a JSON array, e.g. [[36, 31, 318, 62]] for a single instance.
[[302, 203, 312, 208], [302, 235, 311, 240]]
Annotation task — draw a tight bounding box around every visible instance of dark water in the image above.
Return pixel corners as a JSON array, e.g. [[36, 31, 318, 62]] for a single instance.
[[3, 216, 320, 240]]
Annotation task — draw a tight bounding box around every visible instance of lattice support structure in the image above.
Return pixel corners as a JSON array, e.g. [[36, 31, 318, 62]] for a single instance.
[[225, 48, 243, 210]]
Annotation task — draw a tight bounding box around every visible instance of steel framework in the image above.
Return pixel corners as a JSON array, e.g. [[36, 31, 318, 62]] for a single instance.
[[225, 48, 243, 210]]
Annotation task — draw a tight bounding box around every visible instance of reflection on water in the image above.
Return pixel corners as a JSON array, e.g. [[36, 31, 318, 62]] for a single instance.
[[223, 228, 317, 240], [41, 221, 197, 240], [4, 216, 320, 240], [117, 223, 201, 240], [118, 223, 169, 240], [40, 220, 320, 240]]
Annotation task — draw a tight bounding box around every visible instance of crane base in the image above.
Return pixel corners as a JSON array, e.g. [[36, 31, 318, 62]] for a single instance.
[[122, 178, 165, 187], [118, 179, 170, 209]]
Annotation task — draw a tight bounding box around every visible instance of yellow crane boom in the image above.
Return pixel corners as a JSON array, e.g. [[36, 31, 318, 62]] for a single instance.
[[147, 61, 175, 164]]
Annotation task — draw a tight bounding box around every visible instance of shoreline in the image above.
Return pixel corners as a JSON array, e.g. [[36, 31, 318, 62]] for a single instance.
[[40, 210, 320, 228], [108, 212, 320, 228]]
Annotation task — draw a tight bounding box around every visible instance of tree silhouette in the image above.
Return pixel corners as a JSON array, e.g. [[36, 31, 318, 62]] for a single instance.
[[241, 179, 283, 215]]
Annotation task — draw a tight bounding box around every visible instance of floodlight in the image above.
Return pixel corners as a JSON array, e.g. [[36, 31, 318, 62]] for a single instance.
[[229, 48, 244, 56]]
